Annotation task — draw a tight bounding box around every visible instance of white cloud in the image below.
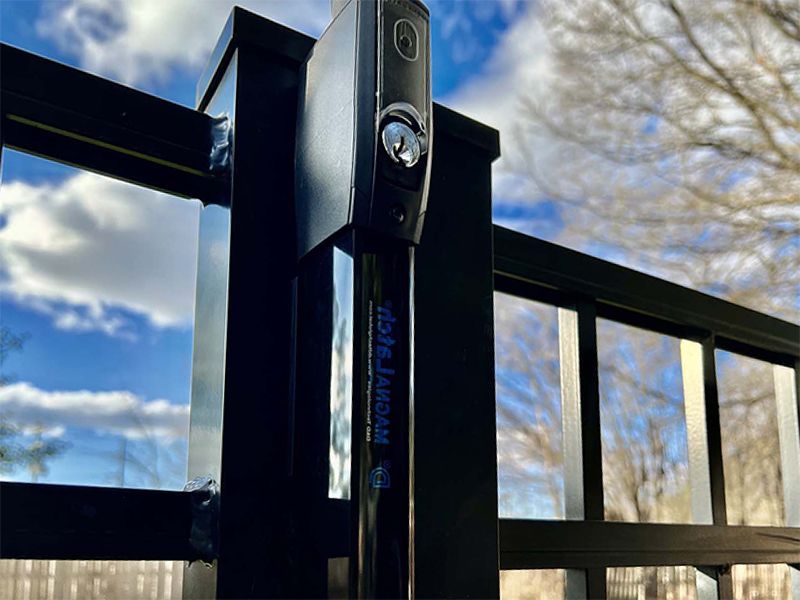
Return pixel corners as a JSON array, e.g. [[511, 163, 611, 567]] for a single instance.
[[442, 2, 549, 134], [0, 170, 201, 336], [0, 381, 189, 440], [441, 1, 554, 200], [429, 0, 532, 76], [36, 0, 331, 86], [36, 0, 538, 90]]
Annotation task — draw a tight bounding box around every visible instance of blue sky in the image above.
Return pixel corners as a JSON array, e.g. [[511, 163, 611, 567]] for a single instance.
[[0, 0, 556, 490], [0, 147, 197, 488], [0, 0, 525, 102]]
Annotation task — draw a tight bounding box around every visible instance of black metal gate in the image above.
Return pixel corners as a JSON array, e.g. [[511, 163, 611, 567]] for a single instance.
[[1, 6, 798, 599]]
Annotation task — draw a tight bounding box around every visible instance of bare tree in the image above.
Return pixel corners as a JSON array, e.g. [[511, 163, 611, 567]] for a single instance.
[[106, 409, 187, 490], [509, 0, 791, 522], [597, 321, 691, 524], [1, 326, 29, 472], [511, 0, 799, 322], [495, 1, 794, 595], [495, 300, 691, 524], [0, 326, 27, 387], [21, 424, 68, 483], [0, 326, 69, 479], [495, 296, 564, 518]]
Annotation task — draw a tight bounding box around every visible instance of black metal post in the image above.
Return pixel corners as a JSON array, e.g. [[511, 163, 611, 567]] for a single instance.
[[183, 8, 312, 598], [413, 105, 501, 598], [559, 300, 607, 599], [699, 337, 734, 599]]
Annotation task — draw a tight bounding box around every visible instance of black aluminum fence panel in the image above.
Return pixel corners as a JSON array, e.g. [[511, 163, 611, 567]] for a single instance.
[[494, 225, 799, 364], [2, 8, 798, 600]]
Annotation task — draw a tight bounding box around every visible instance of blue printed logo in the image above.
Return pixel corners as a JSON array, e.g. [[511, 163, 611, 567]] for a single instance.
[[369, 465, 391, 489]]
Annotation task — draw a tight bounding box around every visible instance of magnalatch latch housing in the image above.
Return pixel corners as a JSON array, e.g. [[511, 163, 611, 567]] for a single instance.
[[295, 0, 432, 257]]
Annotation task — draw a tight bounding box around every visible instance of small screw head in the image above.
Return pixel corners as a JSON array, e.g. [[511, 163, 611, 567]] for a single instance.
[[389, 204, 406, 224]]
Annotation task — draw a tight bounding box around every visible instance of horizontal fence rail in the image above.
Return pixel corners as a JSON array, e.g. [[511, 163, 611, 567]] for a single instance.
[[0, 483, 197, 560], [0, 44, 225, 204], [494, 225, 800, 365], [499, 520, 800, 570], [0, 481, 350, 563]]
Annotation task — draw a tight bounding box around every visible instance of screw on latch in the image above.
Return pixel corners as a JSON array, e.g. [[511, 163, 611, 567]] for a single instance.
[[381, 121, 421, 168], [389, 204, 406, 224]]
